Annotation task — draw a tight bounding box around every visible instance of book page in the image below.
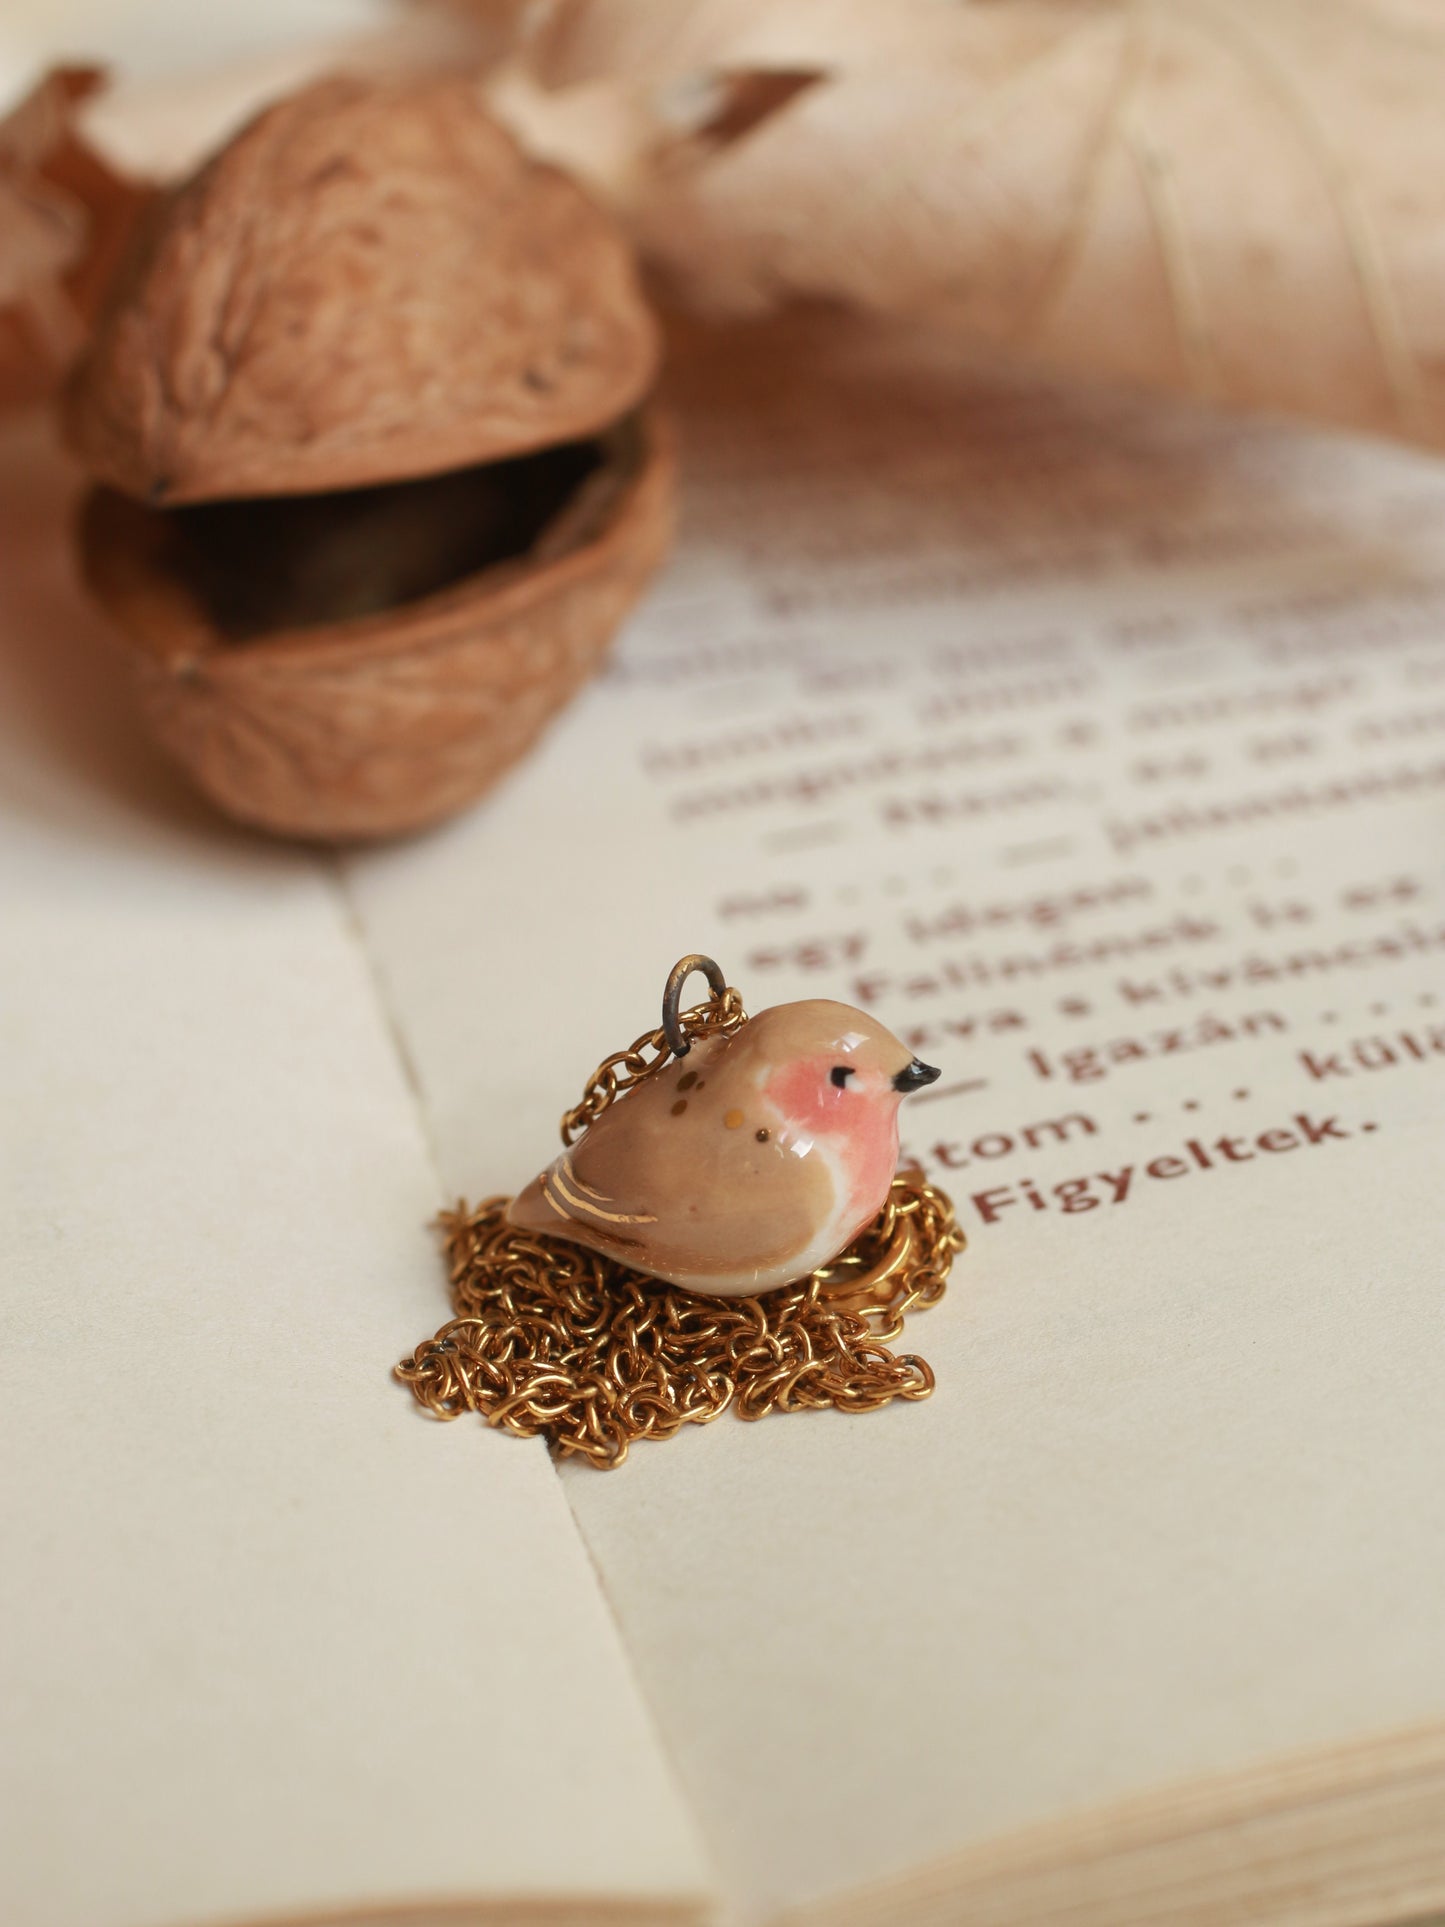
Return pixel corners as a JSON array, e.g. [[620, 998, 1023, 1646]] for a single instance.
[[345, 315, 1445, 1922], [0, 413, 709, 1927]]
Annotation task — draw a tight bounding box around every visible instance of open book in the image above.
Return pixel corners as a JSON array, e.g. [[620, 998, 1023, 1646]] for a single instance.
[[5, 308, 1445, 1927]]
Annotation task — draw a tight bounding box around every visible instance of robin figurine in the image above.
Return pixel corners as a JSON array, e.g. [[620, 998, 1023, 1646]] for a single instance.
[[509, 979, 940, 1297]]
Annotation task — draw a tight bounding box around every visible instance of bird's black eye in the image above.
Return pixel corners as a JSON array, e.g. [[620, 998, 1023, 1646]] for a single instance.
[[830, 1065, 855, 1089]]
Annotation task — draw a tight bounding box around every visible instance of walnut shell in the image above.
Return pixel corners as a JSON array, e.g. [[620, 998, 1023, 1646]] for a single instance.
[[65, 74, 659, 502], [64, 75, 672, 841], [77, 410, 671, 841]]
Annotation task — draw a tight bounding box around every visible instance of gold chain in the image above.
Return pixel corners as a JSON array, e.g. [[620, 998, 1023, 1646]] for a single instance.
[[559, 983, 748, 1144], [396, 983, 965, 1468]]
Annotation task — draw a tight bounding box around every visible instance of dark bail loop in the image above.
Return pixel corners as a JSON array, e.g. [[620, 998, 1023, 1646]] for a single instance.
[[662, 954, 728, 1058]]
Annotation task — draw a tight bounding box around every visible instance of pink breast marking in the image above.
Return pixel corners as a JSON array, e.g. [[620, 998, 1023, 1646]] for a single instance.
[[766, 1058, 900, 1224]]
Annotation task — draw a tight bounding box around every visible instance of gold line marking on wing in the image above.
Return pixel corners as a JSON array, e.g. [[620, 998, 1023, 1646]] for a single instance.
[[549, 1160, 658, 1226]]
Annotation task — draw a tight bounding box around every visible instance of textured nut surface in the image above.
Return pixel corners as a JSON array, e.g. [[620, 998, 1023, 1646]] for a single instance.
[[66, 75, 659, 502], [77, 410, 673, 840]]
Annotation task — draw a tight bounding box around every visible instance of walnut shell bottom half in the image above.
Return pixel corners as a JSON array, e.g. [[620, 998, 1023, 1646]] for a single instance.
[[76, 409, 672, 841]]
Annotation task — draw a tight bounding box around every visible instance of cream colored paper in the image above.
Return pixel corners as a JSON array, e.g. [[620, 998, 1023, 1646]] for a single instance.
[[344, 316, 1445, 1922], [0, 413, 710, 1927]]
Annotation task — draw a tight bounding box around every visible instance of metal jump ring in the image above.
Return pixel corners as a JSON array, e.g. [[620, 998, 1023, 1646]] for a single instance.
[[661, 954, 728, 1057]]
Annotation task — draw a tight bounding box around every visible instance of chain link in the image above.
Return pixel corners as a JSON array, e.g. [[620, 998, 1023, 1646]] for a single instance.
[[396, 1172, 963, 1469], [395, 979, 964, 1468], [559, 984, 748, 1145]]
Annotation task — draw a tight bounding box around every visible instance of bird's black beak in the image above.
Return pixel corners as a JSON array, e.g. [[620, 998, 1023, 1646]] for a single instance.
[[892, 1058, 941, 1093]]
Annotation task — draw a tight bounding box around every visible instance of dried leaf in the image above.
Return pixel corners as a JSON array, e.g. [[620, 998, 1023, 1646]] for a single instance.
[[0, 67, 149, 409], [486, 0, 1445, 447]]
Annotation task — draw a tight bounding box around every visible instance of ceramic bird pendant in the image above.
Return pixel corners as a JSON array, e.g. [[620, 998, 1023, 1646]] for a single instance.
[[508, 998, 941, 1297]]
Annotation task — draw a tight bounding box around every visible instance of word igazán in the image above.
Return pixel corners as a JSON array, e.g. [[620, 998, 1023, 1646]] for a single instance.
[[969, 1112, 1357, 1225], [1025, 1009, 1285, 1083]]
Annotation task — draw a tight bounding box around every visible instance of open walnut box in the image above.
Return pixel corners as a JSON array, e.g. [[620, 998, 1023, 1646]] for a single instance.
[[64, 74, 672, 840]]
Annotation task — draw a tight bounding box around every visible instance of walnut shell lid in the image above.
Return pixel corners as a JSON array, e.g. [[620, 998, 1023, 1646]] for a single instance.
[[64, 75, 660, 503]]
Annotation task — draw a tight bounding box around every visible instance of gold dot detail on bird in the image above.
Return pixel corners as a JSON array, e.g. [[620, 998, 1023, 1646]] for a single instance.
[[394, 955, 965, 1467]]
